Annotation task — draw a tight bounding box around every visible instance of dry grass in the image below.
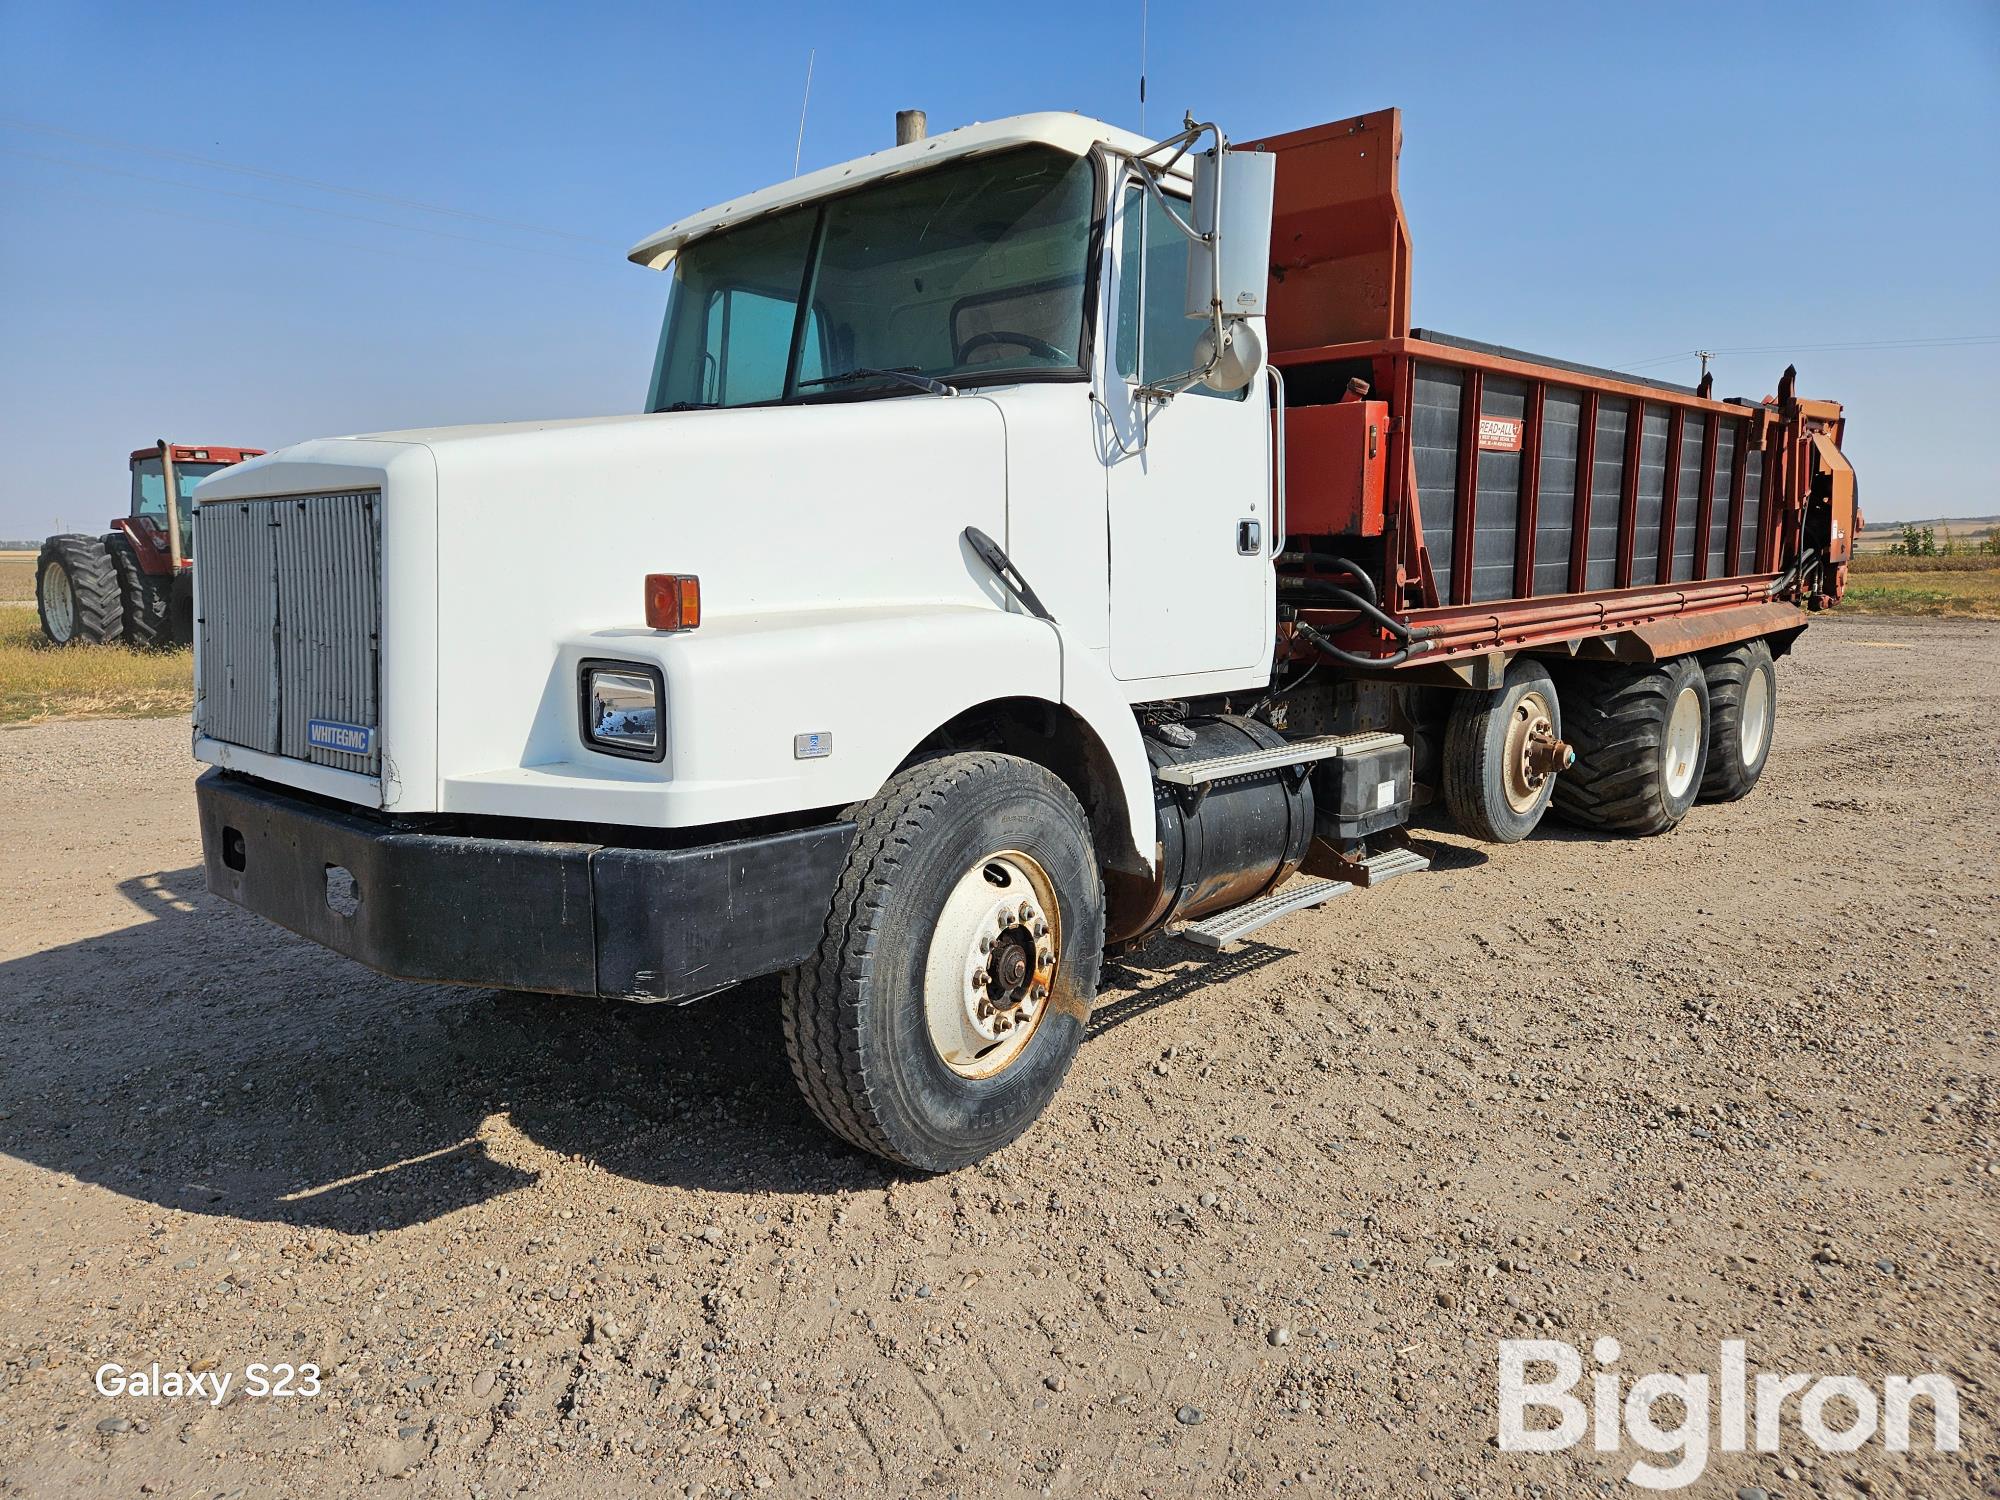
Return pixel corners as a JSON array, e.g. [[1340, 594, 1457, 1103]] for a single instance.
[[0, 608, 191, 725], [1838, 553, 2000, 619], [0, 551, 36, 604]]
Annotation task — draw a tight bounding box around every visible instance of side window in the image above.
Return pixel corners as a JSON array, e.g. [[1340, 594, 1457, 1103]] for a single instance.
[[699, 288, 824, 406], [1114, 182, 1241, 401]]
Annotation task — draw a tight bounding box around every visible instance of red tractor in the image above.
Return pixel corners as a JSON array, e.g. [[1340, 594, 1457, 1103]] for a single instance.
[[36, 440, 265, 648]]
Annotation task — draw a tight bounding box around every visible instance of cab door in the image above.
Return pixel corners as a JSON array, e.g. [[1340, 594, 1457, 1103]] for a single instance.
[[1098, 171, 1274, 689]]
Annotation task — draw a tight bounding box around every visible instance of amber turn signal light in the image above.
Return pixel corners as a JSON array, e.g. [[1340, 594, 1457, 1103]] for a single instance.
[[644, 574, 701, 632]]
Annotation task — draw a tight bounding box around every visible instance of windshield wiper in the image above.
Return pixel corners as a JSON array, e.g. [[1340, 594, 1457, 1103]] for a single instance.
[[796, 366, 957, 397]]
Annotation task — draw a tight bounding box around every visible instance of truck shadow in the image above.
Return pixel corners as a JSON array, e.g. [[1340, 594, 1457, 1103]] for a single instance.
[[0, 861, 1422, 1230], [0, 865, 904, 1232]]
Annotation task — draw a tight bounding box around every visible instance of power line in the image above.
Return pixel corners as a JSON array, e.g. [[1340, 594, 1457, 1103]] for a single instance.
[[4, 147, 607, 266], [2, 174, 627, 282], [1620, 335, 2000, 370], [0, 114, 618, 248]]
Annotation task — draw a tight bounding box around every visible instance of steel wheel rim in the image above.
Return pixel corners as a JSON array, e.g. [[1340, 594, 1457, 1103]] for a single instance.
[[923, 850, 1060, 1080], [1665, 685, 1703, 799], [1740, 669, 1771, 765], [1502, 689, 1556, 814], [43, 564, 75, 641]]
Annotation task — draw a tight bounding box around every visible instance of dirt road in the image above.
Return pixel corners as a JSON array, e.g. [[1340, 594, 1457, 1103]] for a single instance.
[[2, 614, 1994, 1498]]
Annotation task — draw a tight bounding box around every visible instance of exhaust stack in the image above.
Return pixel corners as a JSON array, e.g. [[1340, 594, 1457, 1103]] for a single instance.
[[896, 109, 927, 146]]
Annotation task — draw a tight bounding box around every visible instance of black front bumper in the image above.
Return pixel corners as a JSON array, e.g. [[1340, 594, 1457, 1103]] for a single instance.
[[196, 771, 855, 1001]]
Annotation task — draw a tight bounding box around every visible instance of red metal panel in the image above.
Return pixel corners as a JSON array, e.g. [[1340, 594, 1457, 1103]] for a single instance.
[[1243, 111, 1411, 352]]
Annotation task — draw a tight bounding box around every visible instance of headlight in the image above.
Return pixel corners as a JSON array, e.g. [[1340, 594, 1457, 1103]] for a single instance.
[[579, 660, 665, 761]]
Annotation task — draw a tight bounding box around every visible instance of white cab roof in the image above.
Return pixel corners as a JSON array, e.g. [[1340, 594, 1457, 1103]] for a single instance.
[[627, 111, 1176, 270]]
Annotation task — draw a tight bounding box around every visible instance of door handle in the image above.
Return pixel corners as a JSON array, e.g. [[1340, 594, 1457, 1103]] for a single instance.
[[1237, 519, 1262, 555]]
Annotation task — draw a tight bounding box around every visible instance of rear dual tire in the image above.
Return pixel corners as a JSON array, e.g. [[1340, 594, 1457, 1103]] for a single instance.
[[781, 752, 1104, 1172]]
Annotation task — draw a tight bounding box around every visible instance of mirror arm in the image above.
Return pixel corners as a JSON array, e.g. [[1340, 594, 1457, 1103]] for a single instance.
[[1122, 119, 1231, 402]]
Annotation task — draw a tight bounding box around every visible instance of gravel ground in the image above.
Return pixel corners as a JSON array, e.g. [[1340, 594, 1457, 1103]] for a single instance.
[[0, 613, 1994, 1498]]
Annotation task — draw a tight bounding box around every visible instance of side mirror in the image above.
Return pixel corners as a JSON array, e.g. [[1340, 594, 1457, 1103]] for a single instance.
[[1183, 146, 1275, 392], [1185, 146, 1275, 316]]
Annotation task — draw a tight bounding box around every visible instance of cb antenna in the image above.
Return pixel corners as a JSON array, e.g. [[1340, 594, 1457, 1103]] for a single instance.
[[1139, 0, 1148, 133], [793, 48, 816, 175]]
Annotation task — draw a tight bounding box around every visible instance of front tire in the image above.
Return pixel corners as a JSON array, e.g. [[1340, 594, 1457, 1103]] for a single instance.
[[1552, 656, 1710, 836], [781, 752, 1104, 1171], [1699, 640, 1776, 801], [35, 535, 124, 646], [1441, 659, 1564, 843]]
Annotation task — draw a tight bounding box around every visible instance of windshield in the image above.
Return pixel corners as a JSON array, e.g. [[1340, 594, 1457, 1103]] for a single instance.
[[132, 458, 225, 552], [648, 146, 1098, 411]]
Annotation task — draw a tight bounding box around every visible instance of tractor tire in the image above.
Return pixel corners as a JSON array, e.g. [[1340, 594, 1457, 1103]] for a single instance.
[[35, 535, 124, 646], [1442, 659, 1563, 843], [1551, 656, 1710, 836], [781, 752, 1104, 1171], [110, 538, 176, 650], [1699, 639, 1776, 802]]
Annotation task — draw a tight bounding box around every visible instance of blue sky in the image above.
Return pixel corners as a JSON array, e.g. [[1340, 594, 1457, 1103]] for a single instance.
[[1, 0, 1994, 536]]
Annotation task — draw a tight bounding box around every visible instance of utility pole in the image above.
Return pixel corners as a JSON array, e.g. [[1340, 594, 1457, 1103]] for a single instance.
[[1696, 350, 1713, 382]]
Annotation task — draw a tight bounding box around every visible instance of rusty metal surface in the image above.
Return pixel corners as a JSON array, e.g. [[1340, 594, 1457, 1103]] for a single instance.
[[1243, 111, 1411, 352]]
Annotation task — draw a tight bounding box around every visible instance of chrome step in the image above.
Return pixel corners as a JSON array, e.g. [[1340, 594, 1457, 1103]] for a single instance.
[[1153, 730, 1404, 789], [1175, 878, 1351, 949]]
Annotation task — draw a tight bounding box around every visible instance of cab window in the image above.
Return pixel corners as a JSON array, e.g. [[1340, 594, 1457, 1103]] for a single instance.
[[1114, 180, 1242, 400]]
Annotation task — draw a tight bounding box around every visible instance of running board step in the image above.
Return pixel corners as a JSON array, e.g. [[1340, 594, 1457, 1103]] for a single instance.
[[1175, 878, 1351, 949], [1357, 845, 1430, 884], [1153, 730, 1404, 789]]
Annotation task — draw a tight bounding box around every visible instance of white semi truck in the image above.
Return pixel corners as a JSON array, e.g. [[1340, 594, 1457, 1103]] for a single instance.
[[192, 109, 1853, 1170]]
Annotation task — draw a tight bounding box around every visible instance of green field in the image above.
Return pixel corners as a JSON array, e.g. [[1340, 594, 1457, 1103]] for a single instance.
[[0, 606, 192, 725], [1839, 552, 2000, 618]]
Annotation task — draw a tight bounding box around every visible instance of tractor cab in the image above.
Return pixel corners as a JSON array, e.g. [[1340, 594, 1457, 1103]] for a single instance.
[[122, 444, 264, 575]]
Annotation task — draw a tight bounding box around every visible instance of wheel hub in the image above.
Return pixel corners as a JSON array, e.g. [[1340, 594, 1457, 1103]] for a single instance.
[[1501, 691, 1572, 813], [926, 855, 1060, 1076], [43, 564, 75, 641]]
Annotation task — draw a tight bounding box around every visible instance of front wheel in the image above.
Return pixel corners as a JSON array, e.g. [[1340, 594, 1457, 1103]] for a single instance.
[[781, 752, 1104, 1171]]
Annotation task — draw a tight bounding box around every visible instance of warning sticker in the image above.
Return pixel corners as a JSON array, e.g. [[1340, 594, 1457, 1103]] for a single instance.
[[1476, 416, 1525, 453]]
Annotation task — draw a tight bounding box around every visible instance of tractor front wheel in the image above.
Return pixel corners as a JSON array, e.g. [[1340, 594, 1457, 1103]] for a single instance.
[[36, 535, 124, 646]]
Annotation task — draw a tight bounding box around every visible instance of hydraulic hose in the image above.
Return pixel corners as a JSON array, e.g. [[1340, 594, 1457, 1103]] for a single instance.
[[1277, 581, 1427, 643], [1298, 555, 1380, 606], [1293, 618, 1434, 671], [1768, 546, 1819, 599]]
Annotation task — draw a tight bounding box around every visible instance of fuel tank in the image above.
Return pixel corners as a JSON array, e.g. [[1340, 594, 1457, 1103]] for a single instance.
[[1107, 715, 1316, 944]]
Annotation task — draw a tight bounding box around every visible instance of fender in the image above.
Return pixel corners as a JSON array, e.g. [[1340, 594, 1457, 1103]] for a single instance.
[[443, 604, 1066, 828], [1051, 626, 1158, 875]]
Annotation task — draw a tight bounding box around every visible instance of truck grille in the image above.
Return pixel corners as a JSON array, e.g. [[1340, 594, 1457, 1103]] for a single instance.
[[195, 491, 383, 778]]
